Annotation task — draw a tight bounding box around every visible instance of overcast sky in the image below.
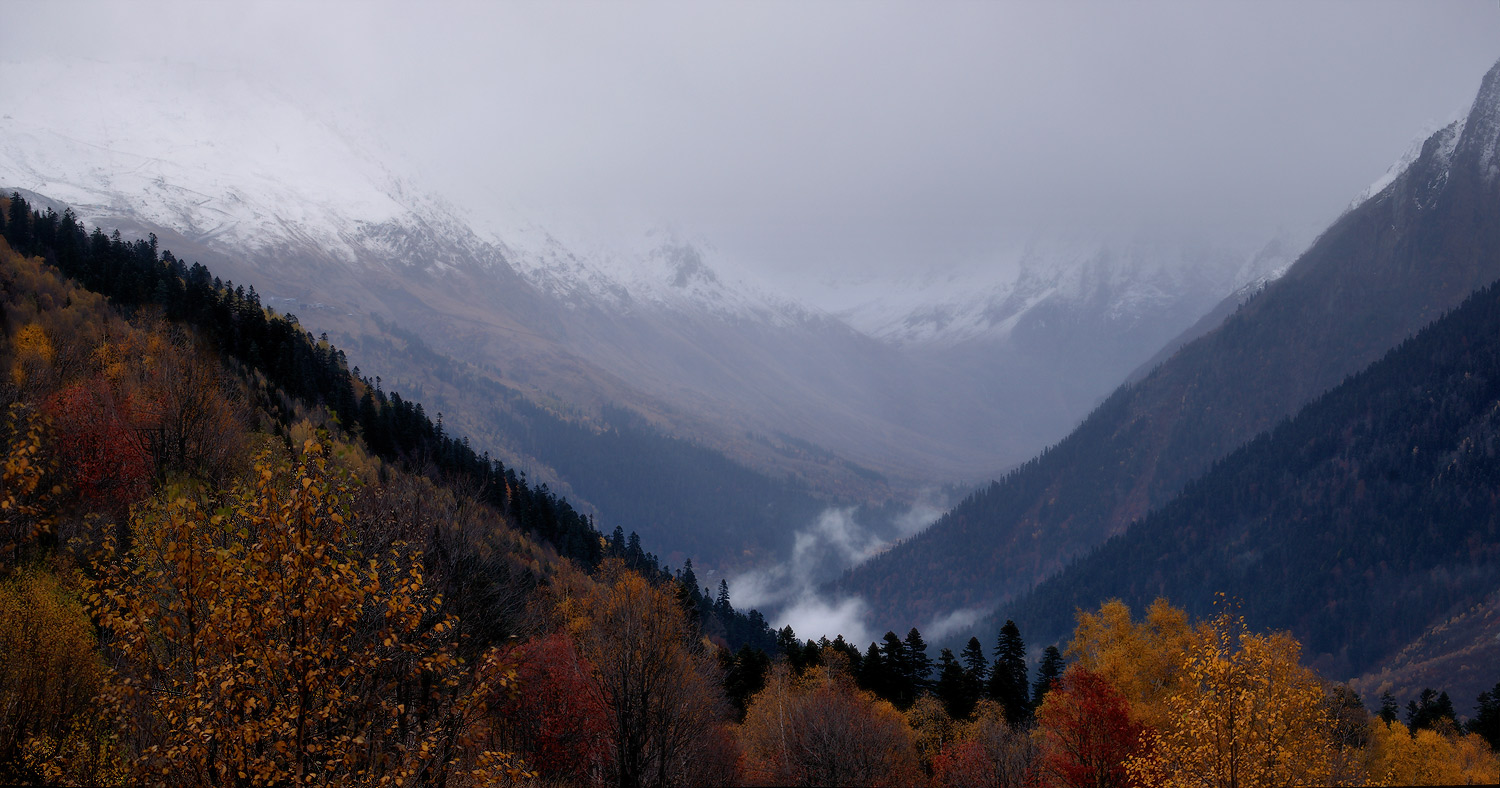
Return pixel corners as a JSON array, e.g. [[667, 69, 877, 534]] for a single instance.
[[6, 2, 1500, 281]]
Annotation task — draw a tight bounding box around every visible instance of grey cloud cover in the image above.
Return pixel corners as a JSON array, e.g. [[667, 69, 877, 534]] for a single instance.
[[4, 1, 1500, 283]]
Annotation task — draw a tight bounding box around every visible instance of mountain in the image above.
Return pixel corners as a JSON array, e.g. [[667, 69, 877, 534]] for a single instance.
[[838, 56, 1500, 634], [1003, 275, 1500, 684], [0, 57, 1279, 572]]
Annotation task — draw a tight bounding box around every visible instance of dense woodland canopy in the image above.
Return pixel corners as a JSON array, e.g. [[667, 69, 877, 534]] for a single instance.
[[2, 189, 1500, 787]]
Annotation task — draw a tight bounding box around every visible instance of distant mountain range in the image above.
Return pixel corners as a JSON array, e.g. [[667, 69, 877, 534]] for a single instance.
[[0, 57, 1284, 573], [837, 55, 1500, 703]]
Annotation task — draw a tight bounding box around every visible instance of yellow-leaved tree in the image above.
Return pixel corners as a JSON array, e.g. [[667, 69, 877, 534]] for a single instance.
[[0, 569, 127, 784], [88, 440, 525, 788], [0, 403, 58, 573], [1067, 598, 1193, 730], [1363, 719, 1500, 785], [1125, 600, 1335, 788]]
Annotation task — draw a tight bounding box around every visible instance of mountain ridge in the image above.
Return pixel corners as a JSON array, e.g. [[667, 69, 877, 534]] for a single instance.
[[838, 56, 1500, 635]]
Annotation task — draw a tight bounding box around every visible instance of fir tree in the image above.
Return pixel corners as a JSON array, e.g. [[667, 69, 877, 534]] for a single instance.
[[989, 619, 1030, 726], [960, 636, 988, 715], [1406, 688, 1457, 733], [934, 648, 972, 720], [1470, 682, 1500, 751], [880, 631, 913, 708], [1379, 691, 1400, 726], [903, 627, 933, 695], [715, 579, 732, 614], [1032, 645, 1065, 708], [859, 643, 886, 698]]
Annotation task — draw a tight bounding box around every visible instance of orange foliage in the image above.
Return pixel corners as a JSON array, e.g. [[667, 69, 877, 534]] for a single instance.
[[740, 663, 921, 787], [88, 440, 524, 787]]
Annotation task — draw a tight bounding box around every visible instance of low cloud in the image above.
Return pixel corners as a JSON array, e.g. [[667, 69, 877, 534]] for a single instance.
[[923, 606, 990, 643], [724, 493, 949, 645]]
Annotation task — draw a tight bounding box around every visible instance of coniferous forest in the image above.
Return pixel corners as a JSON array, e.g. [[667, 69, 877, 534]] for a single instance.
[[6, 159, 1500, 788]]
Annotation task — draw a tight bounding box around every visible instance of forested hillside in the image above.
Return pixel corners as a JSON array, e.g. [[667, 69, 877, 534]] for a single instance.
[[3, 191, 1499, 785], [328, 316, 834, 568], [1003, 275, 1500, 682], [840, 58, 1500, 630]]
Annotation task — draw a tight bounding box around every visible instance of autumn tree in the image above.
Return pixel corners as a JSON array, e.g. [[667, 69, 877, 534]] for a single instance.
[[0, 569, 125, 784], [494, 632, 611, 784], [563, 560, 737, 788], [932, 699, 1036, 788], [739, 662, 920, 787], [1364, 719, 1500, 785], [88, 440, 522, 787], [1033, 666, 1144, 788], [43, 381, 151, 516], [907, 693, 961, 773], [1067, 598, 1192, 729], [0, 404, 58, 572], [133, 324, 245, 484], [1125, 603, 1334, 788]]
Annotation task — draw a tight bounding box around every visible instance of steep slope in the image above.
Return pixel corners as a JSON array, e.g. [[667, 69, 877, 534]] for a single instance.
[[0, 57, 1282, 495], [1003, 277, 1500, 681], [840, 57, 1500, 632]]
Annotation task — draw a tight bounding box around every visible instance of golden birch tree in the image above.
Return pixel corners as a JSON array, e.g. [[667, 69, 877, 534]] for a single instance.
[[1125, 603, 1334, 788], [88, 440, 524, 787]]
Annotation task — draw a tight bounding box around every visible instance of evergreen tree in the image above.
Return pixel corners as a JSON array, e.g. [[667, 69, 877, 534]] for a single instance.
[[1406, 688, 1457, 733], [830, 635, 862, 672], [798, 639, 821, 672], [6, 192, 31, 253], [776, 625, 799, 658], [934, 648, 972, 720], [678, 559, 702, 603], [724, 646, 771, 719], [1032, 645, 1065, 708], [859, 643, 887, 698], [960, 636, 988, 715], [903, 628, 933, 695], [880, 631, 913, 708], [1379, 691, 1400, 726], [988, 619, 1030, 726], [1470, 682, 1500, 751], [715, 579, 732, 614]]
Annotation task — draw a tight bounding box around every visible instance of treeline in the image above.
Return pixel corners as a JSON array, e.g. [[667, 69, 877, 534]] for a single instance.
[[1004, 273, 1500, 678]]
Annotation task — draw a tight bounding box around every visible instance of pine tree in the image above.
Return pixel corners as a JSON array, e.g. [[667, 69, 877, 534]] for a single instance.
[[1406, 688, 1457, 733], [1470, 682, 1500, 751], [715, 579, 732, 614], [1033, 645, 1065, 708], [989, 620, 1031, 726], [934, 648, 971, 720], [880, 631, 913, 708], [904, 628, 933, 695], [1379, 691, 1400, 726], [678, 559, 702, 603], [6, 193, 31, 254], [859, 643, 887, 698]]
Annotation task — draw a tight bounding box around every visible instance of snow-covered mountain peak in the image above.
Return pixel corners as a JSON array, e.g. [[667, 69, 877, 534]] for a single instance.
[[818, 236, 1294, 347], [1459, 56, 1500, 184]]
